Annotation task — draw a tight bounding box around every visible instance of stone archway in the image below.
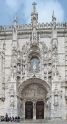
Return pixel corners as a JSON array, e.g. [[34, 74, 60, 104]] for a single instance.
[[18, 78, 51, 119], [18, 77, 51, 93]]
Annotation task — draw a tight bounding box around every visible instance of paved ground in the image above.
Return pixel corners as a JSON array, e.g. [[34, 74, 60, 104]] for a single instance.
[[0, 121, 67, 124], [0, 122, 45, 124]]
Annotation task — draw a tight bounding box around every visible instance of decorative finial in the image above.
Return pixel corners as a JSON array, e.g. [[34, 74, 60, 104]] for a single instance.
[[52, 11, 56, 22], [14, 13, 18, 22], [52, 11, 54, 18], [32, 2, 37, 13]]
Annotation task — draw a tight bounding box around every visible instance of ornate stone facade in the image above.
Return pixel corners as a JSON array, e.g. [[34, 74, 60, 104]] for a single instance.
[[0, 2, 67, 120]]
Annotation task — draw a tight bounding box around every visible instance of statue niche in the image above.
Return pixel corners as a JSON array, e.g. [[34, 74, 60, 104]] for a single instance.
[[30, 57, 39, 73]]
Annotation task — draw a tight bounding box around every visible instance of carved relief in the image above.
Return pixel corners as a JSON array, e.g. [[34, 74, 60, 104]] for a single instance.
[[9, 84, 15, 107], [21, 83, 46, 100], [10, 96, 15, 107], [9, 84, 15, 96]]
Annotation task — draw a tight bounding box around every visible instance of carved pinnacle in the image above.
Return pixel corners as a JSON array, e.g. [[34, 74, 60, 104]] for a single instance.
[[32, 2, 37, 13], [14, 13, 18, 22]]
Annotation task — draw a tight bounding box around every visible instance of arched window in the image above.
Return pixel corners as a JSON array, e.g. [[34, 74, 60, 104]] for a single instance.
[[30, 57, 39, 73]]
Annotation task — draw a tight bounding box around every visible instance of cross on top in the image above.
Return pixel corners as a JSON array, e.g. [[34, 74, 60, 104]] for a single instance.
[[32, 2, 37, 12]]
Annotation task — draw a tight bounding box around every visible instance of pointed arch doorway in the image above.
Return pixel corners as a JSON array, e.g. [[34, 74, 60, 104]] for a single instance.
[[18, 78, 51, 120]]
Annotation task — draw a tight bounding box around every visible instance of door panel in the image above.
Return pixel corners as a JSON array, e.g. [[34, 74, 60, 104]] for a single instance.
[[25, 101, 33, 119], [36, 101, 44, 119]]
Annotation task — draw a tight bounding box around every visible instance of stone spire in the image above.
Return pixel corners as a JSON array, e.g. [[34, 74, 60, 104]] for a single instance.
[[52, 11, 56, 30], [51, 11, 58, 91], [32, 2, 37, 13], [31, 2, 38, 24], [12, 13, 18, 49], [30, 2, 38, 45], [14, 13, 18, 24], [52, 11, 56, 23]]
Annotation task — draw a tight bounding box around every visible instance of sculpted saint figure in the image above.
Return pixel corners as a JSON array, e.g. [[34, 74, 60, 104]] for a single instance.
[[33, 62, 36, 72]]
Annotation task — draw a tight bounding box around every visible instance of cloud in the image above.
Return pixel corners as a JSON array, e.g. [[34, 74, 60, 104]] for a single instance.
[[0, 0, 64, 25]]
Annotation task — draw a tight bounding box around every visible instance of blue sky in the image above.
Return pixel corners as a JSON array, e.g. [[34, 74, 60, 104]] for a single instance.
[[0, 0, 67, 25]]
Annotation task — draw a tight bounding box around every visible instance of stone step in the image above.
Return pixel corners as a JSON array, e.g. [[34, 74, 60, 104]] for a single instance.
[[0, 119, 67, 124], [21, 119, 67, 124]]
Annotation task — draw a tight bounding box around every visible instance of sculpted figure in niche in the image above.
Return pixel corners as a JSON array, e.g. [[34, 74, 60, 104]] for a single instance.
[[54, 95, 58, 106], [30, 57, 39, 73], [33, 61, 36, 71], [14, 66, 16, 74], [10, 96, 15, 107]]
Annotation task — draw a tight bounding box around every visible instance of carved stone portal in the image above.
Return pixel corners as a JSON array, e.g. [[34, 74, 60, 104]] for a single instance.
[[19, 83, 47, 119]]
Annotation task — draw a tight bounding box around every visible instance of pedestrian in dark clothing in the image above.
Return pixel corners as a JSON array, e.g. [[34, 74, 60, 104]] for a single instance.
[[18, 116, 20, 122]]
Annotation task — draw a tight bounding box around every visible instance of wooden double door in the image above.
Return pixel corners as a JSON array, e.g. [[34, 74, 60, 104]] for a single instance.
[[25, 101, 44, 119]]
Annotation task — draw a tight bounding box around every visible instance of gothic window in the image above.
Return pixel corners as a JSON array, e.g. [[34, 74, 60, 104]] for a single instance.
[[30, 57, 39, 73]]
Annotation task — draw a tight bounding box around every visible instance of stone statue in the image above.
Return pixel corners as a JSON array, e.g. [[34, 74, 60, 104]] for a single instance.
[[33, 62, 36, 72]]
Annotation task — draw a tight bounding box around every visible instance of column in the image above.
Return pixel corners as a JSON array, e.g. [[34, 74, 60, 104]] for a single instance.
[[44, 102, 46, 119], [33, 101, 36, 119], [22, 101, 25, 120], [51, 93, 55, 118]]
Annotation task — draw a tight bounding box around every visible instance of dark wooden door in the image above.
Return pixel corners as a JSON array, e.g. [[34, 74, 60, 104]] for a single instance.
[[36, 101, 44, 119], [25, 101, 33, 119]]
